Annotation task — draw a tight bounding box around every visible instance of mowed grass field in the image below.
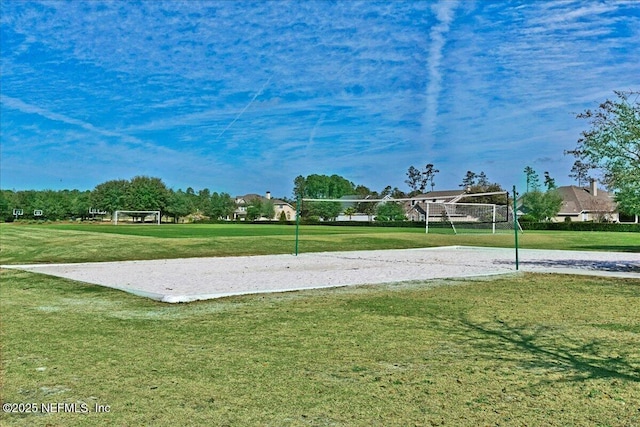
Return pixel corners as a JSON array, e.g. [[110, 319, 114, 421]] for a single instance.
[[1, 223, 639, 426], [0, 222, 638, 264]]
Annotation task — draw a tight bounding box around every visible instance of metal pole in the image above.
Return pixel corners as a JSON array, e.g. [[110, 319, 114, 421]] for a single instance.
[[492, 204, 496, 234], [425, 202, 429, 234], [294, 196, 301, 256], [512, 185, 519, 271]]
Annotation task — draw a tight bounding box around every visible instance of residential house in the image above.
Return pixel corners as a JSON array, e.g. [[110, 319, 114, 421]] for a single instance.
[[234, 191, 297, 221], [553, 181, 618, 222]]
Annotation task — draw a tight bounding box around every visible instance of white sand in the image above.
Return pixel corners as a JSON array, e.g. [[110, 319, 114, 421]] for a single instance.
[[4, 246, 638, 303]]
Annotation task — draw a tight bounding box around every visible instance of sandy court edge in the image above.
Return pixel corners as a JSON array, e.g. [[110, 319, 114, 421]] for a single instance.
[[3, 246, 639, 303]]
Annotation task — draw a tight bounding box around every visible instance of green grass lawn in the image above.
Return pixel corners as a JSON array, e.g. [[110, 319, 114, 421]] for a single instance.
[[1, 270, 638, 426], [0, 222, 638, 265], [1, 222, 638, 425]]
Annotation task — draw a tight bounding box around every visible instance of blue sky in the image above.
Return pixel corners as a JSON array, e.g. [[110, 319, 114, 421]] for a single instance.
[[1, 0, 639, 198]]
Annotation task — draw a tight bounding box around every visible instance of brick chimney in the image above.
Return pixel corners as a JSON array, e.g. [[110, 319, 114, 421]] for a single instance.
[[589, 179, 597, 197]]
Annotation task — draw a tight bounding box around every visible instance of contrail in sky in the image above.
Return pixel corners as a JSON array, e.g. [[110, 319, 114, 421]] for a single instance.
[[424, 1, 458, 140], [216, 76, 272, 140], [304, 113, 326, 158], [2, 94, 148, 147]]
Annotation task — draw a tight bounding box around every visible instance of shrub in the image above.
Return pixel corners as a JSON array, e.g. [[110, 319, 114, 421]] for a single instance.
[[519, 221, 640, 232]]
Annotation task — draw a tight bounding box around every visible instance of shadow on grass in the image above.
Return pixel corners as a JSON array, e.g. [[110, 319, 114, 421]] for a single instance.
[[460, 318, 640, 383], [495, 259, 640, 273], [574, 245, 640, 253]]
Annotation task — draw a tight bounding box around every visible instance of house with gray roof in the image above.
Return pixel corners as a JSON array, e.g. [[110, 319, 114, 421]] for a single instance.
[[553, 181, 618, 222]]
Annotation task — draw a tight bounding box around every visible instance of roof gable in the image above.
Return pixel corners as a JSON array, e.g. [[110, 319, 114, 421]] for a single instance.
[[556, 185, 616, 214]]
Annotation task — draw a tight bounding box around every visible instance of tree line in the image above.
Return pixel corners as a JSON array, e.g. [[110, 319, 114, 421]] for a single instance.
[[0, 176, 237, 222], [292, 174, 405, 221], [0, 189, 93, 222], [1, 169, 508, 223]]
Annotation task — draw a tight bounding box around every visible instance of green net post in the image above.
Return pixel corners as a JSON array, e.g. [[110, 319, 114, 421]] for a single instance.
[[512, 185, 519, 270], [294, 196, 301, 256]]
